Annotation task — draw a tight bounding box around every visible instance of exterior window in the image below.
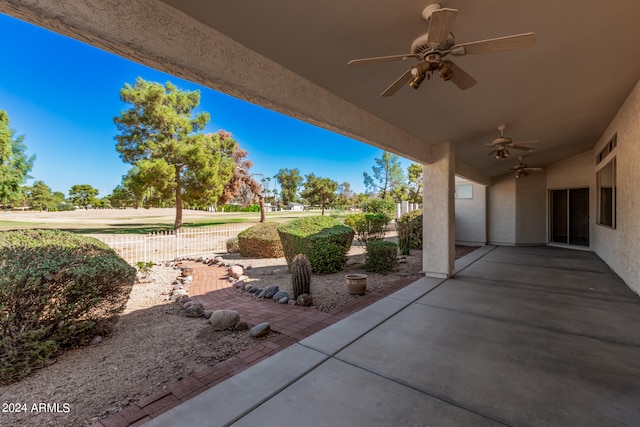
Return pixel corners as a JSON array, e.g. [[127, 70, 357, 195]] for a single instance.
[[596, 133, 617, 164], [597, 159, 616, 228], [455, 184, 473, 199]]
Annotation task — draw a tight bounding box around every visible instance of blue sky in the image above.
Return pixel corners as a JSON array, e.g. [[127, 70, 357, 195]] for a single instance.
[[0, 13, 415, 198]]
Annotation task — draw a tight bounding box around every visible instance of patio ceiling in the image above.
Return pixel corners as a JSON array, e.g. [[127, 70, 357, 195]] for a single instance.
[[4, 1, 640, 182], [159, 0, 640, 178]]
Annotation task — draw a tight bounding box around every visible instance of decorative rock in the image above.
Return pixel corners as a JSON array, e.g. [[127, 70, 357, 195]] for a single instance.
[[288, 299, 296, 305], [249, 287, 261, 294], [278, 296, 289, 304], [245, 284, 254, 292], [296, 294, 313, 307], [263, 286, 279, 299], [185, 303, 204, 318], [183, 301, 194, 308], [182, 267, 194, 277], [173, 289, 189, 297], [203, 310, 214, 319], [173, 284, 184, 291], [234, 280, 245, 289], [89, 335, 103, 345], [257, 290, 266, 298], [397, 257, 408, 264], [250, 322, 271, 337], [184, 275, 193, 283], [209, 310, 240, 331], [234, 321, 249, 331], [272, 290, 288, 301], [214, 256, 224, 264], [229, 265, 244, 278]]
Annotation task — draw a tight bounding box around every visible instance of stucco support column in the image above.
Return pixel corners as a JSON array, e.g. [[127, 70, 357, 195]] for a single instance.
[[422, 142, 455, 278]]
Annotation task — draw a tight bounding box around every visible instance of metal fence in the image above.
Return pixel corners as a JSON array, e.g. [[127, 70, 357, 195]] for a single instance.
[[95, 224, 253, 264]]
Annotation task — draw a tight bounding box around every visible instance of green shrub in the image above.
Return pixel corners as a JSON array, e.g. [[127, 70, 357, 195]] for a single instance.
[[222, 204, 260, 212], [360, 197, 396, 217], [397, 210, 423, 255], [136, 261, 154, 278], [278, 216, 354, 274], [364, 240, 398, 274], [238, 222, 284, 258], [226, 236, 239, 253], [0, 229, 136, 384], [344, 213, 390, 245]]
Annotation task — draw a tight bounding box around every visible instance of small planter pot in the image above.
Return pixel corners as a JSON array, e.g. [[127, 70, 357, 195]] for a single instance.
[[345, 274, 367, 295]]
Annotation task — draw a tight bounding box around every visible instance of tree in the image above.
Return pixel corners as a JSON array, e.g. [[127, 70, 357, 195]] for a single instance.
[[29, 180, 53, 211], [109, 185, 135, 208], [363, 151, 405, 200], [69, 184, 99, 209], [217, 145, 265, 222], [274, 168, 303, 205], [300, 173, 338, 215], [114, 78, 236, 229], [0, 110, 35, 207], [407, 163, 423, 204], [336, 181, 357, 208]]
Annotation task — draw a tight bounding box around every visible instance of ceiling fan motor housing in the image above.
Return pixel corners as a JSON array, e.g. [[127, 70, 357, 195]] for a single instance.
[[411, 33, 455, 55]]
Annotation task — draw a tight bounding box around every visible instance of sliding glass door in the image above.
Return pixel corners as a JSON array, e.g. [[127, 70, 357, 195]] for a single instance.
[[550, 188, 589, 246]]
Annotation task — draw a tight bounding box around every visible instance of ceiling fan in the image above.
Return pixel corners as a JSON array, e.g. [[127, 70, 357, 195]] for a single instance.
[[487, 125, 537, 159], [509, 157, 544, 179], [347, 3, 536, 97]]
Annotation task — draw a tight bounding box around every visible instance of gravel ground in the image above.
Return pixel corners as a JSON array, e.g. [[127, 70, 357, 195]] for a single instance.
[[0, 245, 477, 427]]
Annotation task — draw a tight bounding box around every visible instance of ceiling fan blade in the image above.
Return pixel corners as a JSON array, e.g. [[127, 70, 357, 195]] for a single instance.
[[427, 8, 458, 47], [450, 32, 536, 56], [447, 61, 477, 90], [348, 54, 419, 65], [380, 69, 413, 97], [524, 167, 544, 172], [510, 145, 536, 152]]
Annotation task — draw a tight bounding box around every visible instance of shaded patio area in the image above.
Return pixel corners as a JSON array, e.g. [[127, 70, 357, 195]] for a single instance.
[[146, 245, 640, 426]]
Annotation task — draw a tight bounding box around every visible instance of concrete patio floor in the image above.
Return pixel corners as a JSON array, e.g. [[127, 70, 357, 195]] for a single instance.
[[145, 245, 640, 426]]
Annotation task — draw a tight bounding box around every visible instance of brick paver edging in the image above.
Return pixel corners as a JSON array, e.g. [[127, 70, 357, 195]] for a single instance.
[[91, 263, 418, 427]]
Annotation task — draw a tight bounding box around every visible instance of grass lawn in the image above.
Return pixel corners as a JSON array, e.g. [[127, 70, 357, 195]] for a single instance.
[[0, 208, 346, 234]]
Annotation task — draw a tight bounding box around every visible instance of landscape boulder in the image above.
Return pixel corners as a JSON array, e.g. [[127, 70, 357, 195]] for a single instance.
[[209, 309, 240, 331], [185, 303, 204, 318], [229, 265, 244, 279], [296, 294, 313, 307], [250, 322, 271, 337], [272, 290, 288, 301], [263, 285, 279, 299]]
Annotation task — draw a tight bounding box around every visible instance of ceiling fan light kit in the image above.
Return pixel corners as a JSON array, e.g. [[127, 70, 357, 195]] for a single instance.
[[509, 156, 544, 178], [487, 125, 537, 159], [347, 3, 536, 96]]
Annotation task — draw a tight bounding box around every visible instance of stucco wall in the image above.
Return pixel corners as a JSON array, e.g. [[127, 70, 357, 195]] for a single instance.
[[515, 172, 547, 244], [590, 80, 640, 293], [488, 174, 516, 245], [546, 150, 594, 189], [455, 179, 486, 245]]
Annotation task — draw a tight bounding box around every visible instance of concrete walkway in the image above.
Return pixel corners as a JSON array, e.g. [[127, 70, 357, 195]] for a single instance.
[[144, 246, 640, 427]]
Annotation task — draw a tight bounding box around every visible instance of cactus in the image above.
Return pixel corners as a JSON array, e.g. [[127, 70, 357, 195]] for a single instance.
[[291, 253, 312, 298]]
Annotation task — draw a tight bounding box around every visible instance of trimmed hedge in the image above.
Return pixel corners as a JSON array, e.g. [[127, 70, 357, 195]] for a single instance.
[[238, 222, 284, 258], [226, 236, 240, 253], [277, 216, 355, 274], [0, 230, 136, 384], [364, 240, 398, 274], [344, 213, 390, 245]]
